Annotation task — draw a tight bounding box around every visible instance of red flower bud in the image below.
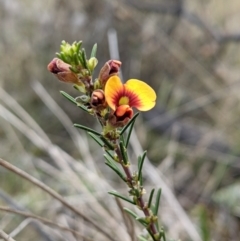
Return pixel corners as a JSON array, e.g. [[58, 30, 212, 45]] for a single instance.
[[47, 58, 79, 84], [90, 89, 106, 109], [98, 60, 122, 87]]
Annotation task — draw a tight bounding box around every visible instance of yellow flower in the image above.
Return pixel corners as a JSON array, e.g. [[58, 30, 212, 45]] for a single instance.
[[105, 76, 156, 113], [104, 76, 156, 128]]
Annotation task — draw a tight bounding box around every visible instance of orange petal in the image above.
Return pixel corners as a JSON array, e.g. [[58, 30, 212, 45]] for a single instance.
[[105, 76, 124, 110], [115, 105, 133, 118], [124, 79, 156, 111]]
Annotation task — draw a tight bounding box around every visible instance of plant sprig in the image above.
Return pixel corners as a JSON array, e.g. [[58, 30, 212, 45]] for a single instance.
[[48, 40, 165, 241]]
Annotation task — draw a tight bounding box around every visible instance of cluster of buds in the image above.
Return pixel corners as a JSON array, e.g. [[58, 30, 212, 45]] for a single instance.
[[48, 41, 156, 138]]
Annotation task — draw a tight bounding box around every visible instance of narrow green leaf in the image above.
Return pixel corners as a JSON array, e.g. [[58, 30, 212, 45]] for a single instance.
[[199, 206, 211, 241], [119, 141, 128, 165], [76, 41, 82, 54], [73, 85, 86, 94], [74, 124, 101, 136], [100, 136, 114, 150], [73, 52, 80, 65], [120, 134, 125, 147], [137, 156, 142, 185], [104, 155, 126, 182], [60, 91, 77, 105], [90, 43, 97, 58], [125, 112, 139, 147], [78, 51, 83, 64], [138, 236, 148, 241], [76, 103, 90, 113], [123, 208, 138, 219], [105, 162, 126, 182], [108, 191, 135, 205], [105, 150, 115, 161], [69, 66, 78, 74], [156, 221, 159, 233], [81, 48, 88, 69], [104, 154, 121, 169], [87, 132, 104, 147], [138, 151, 147, 185], [136, 217, 149, 225], [139, 173, 143, 186], [160, 228, 166, 241], [153, 188, 162, 216], [56, 52, 61, 59], [148, 188, 155, 209], [70, 43, 75, 55], [58, 53, 68, 63], [120, 112, 139, 135]]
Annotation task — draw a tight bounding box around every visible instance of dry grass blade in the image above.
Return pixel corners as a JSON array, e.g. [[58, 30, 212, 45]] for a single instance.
[[0, 158, 114, 241], [107, 28, 201, 241], [115, 198, 136, 241], [8, 218, 38, 239], [0, 206, 93, 241], [0, 99, 131, 240], [31, 81, 97, 171], [0, 229, 16, 241], [0, 87, 51, 143], [0, 189, 54, 241], [130, 129, 202, 241]]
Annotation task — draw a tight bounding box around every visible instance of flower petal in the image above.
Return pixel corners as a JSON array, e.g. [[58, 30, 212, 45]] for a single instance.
[[124, 79, 156, 111], [105, 76, 124, 110]]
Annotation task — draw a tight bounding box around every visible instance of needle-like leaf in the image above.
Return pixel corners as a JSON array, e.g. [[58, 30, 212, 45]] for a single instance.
[[138, 150, 147, 184], [148, 188, 155, 209], [160, 228, 166, 241], [81, 48, 88, 69], [138, 236, 149, 241], [108, 191, 135, 205], [136, 217, 149, 227], [60, 91, 77, 105], [119, 141, 128, 165], [104, 155, 126, 182], [123, 208, 138, 219], [90, 43, 97, 58], [87, 132, 104, 147], [120, 112, 139, 135], [100, 136, 114, 150], [153, 188, 162, 216], [74, 124, 101, 136]]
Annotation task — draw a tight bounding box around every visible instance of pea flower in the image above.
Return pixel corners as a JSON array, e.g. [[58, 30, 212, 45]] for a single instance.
[[105, 76, 156, 126]]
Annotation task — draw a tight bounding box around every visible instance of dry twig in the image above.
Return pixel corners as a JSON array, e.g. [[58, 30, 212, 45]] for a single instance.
[[0, 230, 16, 241], [0, 158, 114, 241], [0, 206, 93, 241]]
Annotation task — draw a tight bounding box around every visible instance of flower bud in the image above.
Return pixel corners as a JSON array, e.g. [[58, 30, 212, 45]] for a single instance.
[[88, 57, 98, 73], [98, 60, 122, 87], [90, 89, 106, 109], [47, 58, 79, 84]]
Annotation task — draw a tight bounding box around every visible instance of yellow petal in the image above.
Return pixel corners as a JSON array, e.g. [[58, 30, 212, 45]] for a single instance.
[[105, 76, 124, 110], [125, 79, 156, 111]]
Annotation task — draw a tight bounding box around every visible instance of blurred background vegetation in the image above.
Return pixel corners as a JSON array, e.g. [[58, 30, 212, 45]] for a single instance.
[[0, 0, 240, 240]]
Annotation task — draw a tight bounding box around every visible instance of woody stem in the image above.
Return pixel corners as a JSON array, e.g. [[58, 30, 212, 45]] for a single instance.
[[115, 145, 160, 241]]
